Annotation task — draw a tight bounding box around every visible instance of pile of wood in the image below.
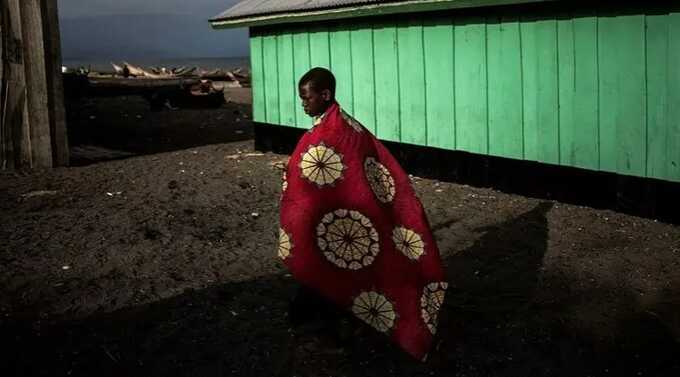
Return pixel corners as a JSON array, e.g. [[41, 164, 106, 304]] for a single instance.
[[1, 0, 68, 169]]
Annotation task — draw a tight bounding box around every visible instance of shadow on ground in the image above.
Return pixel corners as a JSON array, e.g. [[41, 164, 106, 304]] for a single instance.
[[4, 203, 679, 377]]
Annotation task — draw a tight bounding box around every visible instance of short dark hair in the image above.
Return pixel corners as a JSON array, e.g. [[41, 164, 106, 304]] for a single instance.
[[299, 67, 336, 95]]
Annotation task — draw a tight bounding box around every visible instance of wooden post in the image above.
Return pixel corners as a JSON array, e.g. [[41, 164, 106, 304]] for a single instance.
[[41, 0, 69, 166], [19, 0, 52, 168], [2, 0, 31, 169], [1, 0, 5, 168]]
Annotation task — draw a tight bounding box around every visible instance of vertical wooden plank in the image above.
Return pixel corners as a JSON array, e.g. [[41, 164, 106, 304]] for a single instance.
[[558, 15, 599, 170], [397, 19, 426, 145], [292, 29, 311, 128], [487, 16, 523, 159], [1, 0, 8, 168], [20, 0, 52, 167], [424, 18, 455, 150], [521, 17, 559, 164], [42, 0, 68, 166], [262, 34, 279, 124], [646, 14, 669, 180], [521, 18, 539, 161], [277, 31, 295, 127], [309, 26, 330, 69], [557, 17, 575, 166], [250, 35, 266, 123], [373, 22, 400, 142], [351, 24, 376, 133], [454, 17, 487, 154], [572, 16, 599, 170], [2, 0, 30, 168], [330, 27, 353, 114], [668, 12, 680, 181], [598, 14, 646, 176]]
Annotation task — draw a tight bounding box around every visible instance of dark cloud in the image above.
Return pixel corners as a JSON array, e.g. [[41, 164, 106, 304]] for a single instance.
[[58, 0, 248, 59]]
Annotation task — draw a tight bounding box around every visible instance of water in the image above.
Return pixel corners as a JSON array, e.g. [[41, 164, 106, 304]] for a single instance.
[[62, 56, 250, 73]]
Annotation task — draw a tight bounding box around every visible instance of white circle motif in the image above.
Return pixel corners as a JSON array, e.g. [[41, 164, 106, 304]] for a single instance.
[[364, 157, 396, 203], [299, 143, 345, 187], [317, 209, 379, 270], [278, 228, 293, 260], [392, 226, 426, 260], [421, 282, 448, 334], [352, 291, 396, 333]]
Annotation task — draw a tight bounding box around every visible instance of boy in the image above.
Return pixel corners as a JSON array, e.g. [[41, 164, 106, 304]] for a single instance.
[[278, 67, 447, 360]]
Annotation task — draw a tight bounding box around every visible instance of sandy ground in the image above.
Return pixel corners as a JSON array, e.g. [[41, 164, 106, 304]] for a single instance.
[[1, 89, 679, 377]]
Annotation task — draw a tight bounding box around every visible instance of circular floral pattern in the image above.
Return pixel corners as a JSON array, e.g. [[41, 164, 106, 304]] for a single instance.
[[364, 157, 396, 203], [278, 228, 293, 260], [299, 143, 345, 187], [317, 209, 379, 270], [341, 110, 364, 133], [392, 226, 426, 260], [421, 282, 448, 334], [281, 170, 288, 193], [352, 291, 397, 333]]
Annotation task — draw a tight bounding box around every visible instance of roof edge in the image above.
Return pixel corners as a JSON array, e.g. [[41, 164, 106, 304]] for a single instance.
[[210, 0, 558, 29]]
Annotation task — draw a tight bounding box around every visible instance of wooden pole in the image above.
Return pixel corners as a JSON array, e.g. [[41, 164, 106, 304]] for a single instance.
[[41, 0, 69, 166], [1, 0, 5, 168], [19, 0, 52, 168], [3, 0, 31, 169]]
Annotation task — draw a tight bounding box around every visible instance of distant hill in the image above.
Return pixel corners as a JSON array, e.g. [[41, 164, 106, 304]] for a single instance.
[[60, 13, 249, 60]]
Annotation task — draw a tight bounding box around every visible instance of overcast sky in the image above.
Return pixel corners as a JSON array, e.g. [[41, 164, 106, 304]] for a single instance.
[[59, 0, 240, 19], [58, 0, 249, 60]]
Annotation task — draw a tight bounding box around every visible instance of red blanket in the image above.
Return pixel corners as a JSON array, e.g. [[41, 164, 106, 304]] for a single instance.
[[279, 102, 447, 360]]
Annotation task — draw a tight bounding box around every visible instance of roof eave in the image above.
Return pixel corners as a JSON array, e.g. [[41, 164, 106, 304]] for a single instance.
[[210, 0, 558, 29]]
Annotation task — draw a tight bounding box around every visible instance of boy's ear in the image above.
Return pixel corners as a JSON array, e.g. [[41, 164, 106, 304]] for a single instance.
[[321, 89, 332, 102]]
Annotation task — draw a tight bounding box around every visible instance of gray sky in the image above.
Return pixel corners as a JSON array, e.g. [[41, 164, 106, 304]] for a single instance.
[[58, 0, 249, 60], [59, 0, 240, 19]]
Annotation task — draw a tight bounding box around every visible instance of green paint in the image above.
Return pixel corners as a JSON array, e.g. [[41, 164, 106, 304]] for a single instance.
[[557, 15, 600, 170], [521, 17, 559, 164], [292, 29, 311, 128], [668, 13, 680, 181], [454, 17, 488, 154], [262, 35, 279, 124], [330, 27, 354, 114], [247, 8, 680, 183], [599, 15, 646, 177], [250, 36, 266, 123], [424, 18, 455, 150], [310, 27, 330, 69], [646, 14, 669, 180], [487, 16, 523, 158], [373, 22, 401, 142], [398, 19, 426, 145], [351, 24, 376, 133], [277, 32, 296, 127]]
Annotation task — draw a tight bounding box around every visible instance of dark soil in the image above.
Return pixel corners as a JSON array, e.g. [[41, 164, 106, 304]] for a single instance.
[[1, 91, 679, 376]]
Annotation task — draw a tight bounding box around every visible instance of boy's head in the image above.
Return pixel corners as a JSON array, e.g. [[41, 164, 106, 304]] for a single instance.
[[298, 67, 336, 117]]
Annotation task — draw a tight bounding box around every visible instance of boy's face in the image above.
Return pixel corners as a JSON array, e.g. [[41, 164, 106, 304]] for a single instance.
[[299, 82, 331, 117]]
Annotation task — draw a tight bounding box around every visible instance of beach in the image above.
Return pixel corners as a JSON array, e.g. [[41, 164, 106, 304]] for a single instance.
[[1, 89, 679, 376]]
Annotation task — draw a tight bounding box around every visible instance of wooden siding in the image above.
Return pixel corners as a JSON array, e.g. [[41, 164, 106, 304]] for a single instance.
[[250, 10, 680, 183]]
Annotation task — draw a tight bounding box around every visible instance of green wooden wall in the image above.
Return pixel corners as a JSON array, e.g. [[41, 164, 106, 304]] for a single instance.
[[250, 10, 680, 183]]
